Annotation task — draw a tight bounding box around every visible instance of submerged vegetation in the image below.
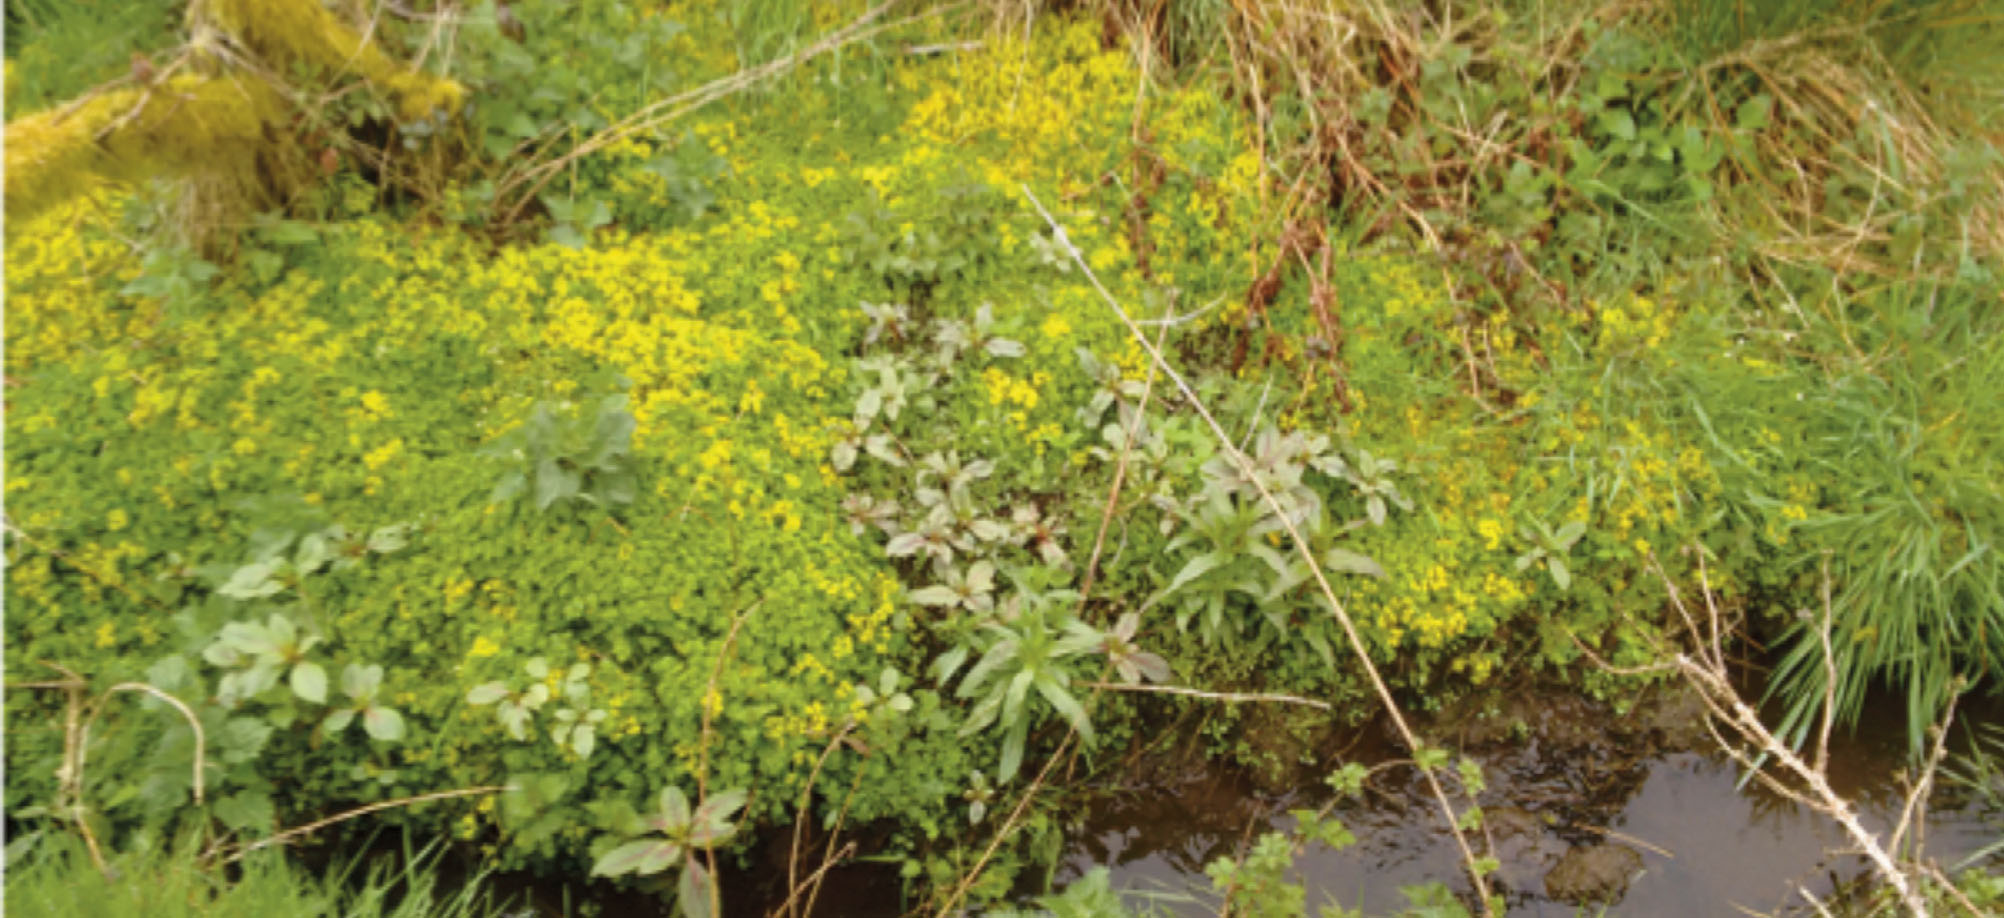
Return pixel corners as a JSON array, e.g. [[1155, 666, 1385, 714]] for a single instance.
[[5, 0, 2001, 915]]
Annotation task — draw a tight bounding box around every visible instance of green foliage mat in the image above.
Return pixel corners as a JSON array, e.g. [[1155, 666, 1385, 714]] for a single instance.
[[6, 2, 1998, 895]]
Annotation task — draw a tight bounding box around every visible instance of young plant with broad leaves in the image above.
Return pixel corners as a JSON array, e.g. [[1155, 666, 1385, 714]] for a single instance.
[[591, 785, 749, 918], [466, 657, 606, 758], [936, 576, 1104, 783], [486, 393, 639, 512], [320, 663, 408, 742], [1515, 518, 1587, 591]]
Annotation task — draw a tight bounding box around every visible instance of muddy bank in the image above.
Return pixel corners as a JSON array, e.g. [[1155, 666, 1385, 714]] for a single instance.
[[1057, 683, 2002, 916]]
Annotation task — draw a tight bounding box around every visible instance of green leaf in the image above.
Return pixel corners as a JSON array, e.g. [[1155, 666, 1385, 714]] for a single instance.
[[498, 705, 531, 740], [679, 857, 712, 918], [693, 788, 748, 832], [593, 839, 680, 878], [490, 470, 527, 504], [958, 640, 1016, 698], [367, 524, 412, 553], [1154, 551, 1228, 605], [656, 786, 693, 832], [1457, 757, 1487, 794], [294, 533, 333, 574], [218, 563, 286, 601], [959, 688, 1004, 737], [1326, 762, 1369, 796], [908, 585, 961, 607], [290, 661, 328, 705], [342, 663, 383, 701], [1322, 548, 1387, 579], [1002, 669, 1034, 729], [1549, 556, 1572, 591], [535, 459, 581, 510], [997, 718, 1028, 784], [263, 220, 319, 246], [211, 789, 276, 833], [363, 705, 406, 742], [322, 708, 356, 734], [1735, 94, 1772, 132], [218, 717, 275, 765], [1130, 652, 1171, 685], [1600, 108, 1636, 142], [467, 682, 509, 706], [1034, 677, 1091, 739], [933, 644, 970, 684]]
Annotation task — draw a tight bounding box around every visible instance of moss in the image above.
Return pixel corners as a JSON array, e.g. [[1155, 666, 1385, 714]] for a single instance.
[[192, 0, 464, 122], [4, 76, 280, 223], [4, 0, 462, 228]]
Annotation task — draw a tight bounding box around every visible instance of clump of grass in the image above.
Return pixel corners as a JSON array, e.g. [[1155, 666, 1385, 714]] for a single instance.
[[1756, 275, 2003, 752], [3, 831, 514, 918], [3, 0, 185, 111]]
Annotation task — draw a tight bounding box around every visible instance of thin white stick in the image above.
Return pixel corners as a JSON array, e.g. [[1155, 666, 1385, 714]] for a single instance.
[[1081, 682, 1332, 710]]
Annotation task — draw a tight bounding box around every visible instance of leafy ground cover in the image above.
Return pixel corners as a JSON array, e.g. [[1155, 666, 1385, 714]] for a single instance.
[[5, 0, 2001, 915]]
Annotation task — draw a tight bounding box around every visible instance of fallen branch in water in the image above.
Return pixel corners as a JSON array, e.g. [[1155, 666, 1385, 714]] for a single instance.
[[1621, 548, 1963, 918]]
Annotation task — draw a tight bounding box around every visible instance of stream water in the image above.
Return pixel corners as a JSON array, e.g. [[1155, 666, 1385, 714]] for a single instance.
[[1054, 687, 2002, 916]]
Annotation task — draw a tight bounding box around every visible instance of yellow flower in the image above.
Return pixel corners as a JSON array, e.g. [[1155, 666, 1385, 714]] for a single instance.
[[468, 636, 501, 658], [363, 438, 404, 470], [1041, 313, 1072, 339], [1476, 518, 1503, 551], [106, 508, 129, 532], [360, 389, 393, 419], [95, 622, 117, 648]]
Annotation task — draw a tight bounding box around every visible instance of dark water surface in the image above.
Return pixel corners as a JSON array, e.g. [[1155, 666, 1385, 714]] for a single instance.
[[1053, 697, 2002, 917]]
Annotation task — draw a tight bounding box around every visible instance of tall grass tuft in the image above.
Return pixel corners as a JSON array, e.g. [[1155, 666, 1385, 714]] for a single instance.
[[1766, 276, 2004, 752], [3, 832, 516, 918]]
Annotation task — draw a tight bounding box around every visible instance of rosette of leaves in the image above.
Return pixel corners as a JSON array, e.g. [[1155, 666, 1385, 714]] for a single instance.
[[859, 300, 913, 347], [547, 662, 608, 758], [591, 786, 748, 918], [961, 770, 994, 824], [908, 559, 999, 614], [936, 578, 1104, 783], [486, 394, 639, 512], [320, 663, 407, 742], [834, 353, 927, 473], [1318, 442, 1414, 527], [851, 667, 915, 720], [1201, 428, 1338, 529], [1102, 612, 1171, 685], [467, 657, 606, 757], [914, 450, 996, 514], [208, 521, 412, 601], [203, 612, 329, 707], [930, 302, 1025, 368], [840, 493, 902, 536], [1515, 518, 1587, 591], [1076, 347, 1149, 429], [1147, 430, 1386, 664]]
